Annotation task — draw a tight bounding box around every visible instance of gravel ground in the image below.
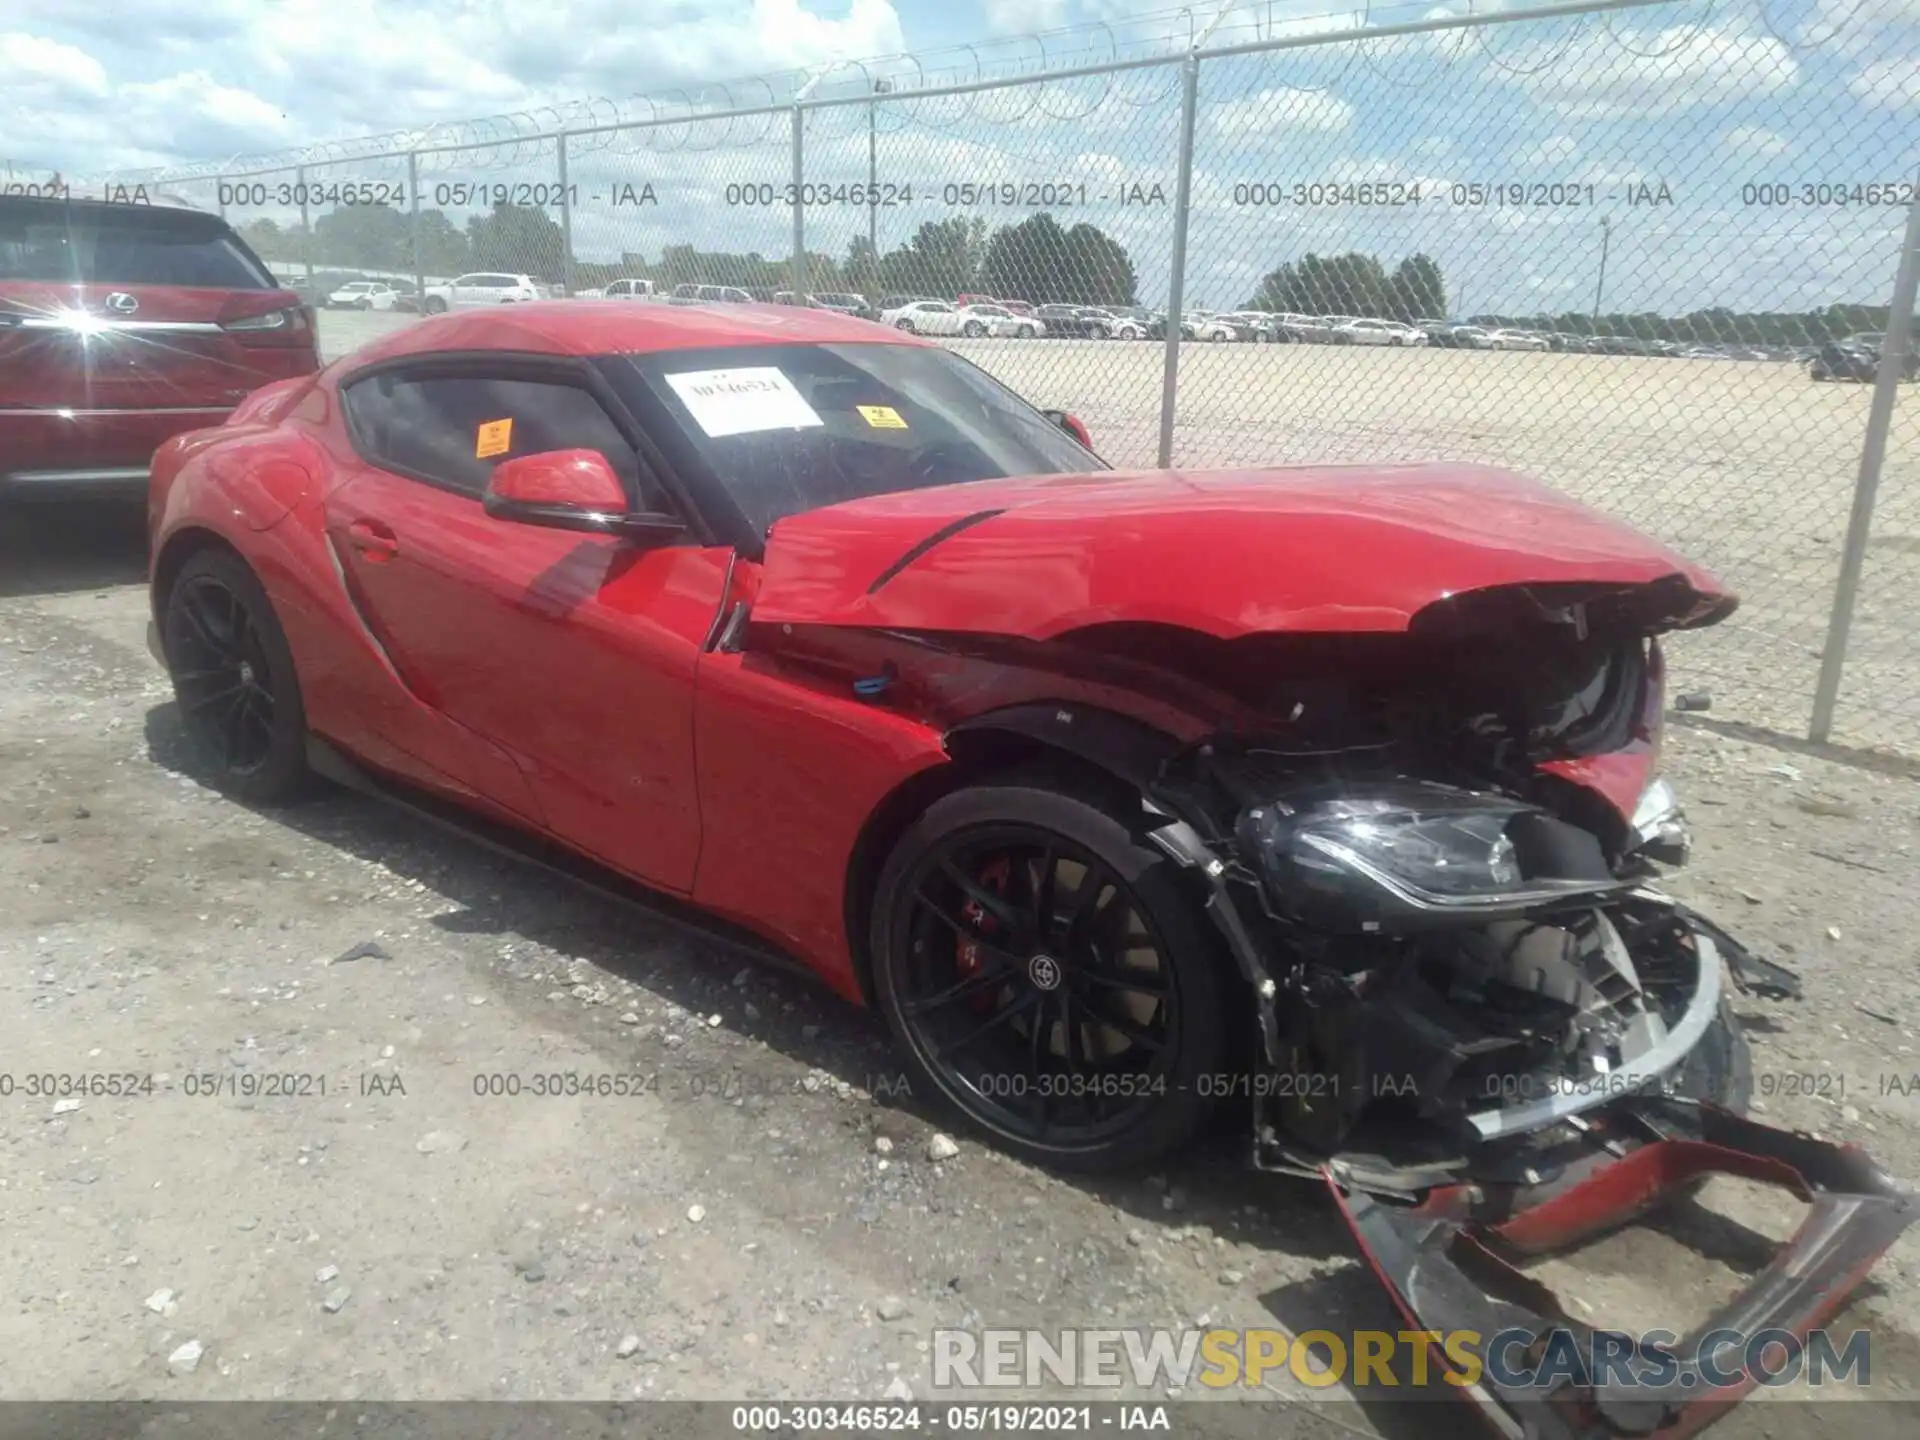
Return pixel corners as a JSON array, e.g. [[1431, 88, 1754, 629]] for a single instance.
[[0, 317, 1914, 1433]]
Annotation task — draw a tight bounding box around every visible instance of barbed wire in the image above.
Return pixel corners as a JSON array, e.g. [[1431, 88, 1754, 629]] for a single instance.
[[81, 0, 1722, 185]]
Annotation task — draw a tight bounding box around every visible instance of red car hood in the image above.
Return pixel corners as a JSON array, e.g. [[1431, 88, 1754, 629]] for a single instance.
[[752, 464, 1732, 639]]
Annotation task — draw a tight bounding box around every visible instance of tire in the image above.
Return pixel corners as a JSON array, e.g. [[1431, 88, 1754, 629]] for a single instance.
[[355, 299, 372, 312], [161, 548, 312, 805], [963, 320, 986, 338], [424, 297, 448, 315], [1020, 325, 1037, 339], [1810, 365, 1828, 381], [870, 781, 1230, 1174], [895, 318, 915, 332]]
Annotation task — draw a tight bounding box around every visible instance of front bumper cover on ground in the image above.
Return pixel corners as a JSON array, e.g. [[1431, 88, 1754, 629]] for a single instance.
[[1330, 1098, 1916, 1439]]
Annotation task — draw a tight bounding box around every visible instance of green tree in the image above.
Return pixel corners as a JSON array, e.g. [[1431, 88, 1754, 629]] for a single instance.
[[1388, 253, 1445, 321], [465, 203, 566, 279], [879, 216, 988, 298], [312, 203, 412, 270], [414, 210, 470, 275], [235, 218, 292, 262]]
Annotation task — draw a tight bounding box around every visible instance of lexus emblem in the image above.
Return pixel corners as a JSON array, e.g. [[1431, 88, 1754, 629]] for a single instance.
[[104, 292, 139, 315], [1027, 954, 1063, 992]]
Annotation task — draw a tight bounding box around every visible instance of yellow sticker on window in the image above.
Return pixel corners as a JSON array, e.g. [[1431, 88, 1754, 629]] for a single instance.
[[475, 418, 513, 458], [856, 405, 908, 430]]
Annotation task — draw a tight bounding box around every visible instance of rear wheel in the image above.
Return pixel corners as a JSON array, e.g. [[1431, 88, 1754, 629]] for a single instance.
[[871, 782, 1228, 1173], [424, 297, 448, 314], [963, 320, 986, 338], [895, 317, 916, 332], [161, 549, 312, 804]]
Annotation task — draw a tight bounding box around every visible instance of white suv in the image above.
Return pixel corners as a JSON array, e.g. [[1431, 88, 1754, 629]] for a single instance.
[[421, 272, 542, 313]]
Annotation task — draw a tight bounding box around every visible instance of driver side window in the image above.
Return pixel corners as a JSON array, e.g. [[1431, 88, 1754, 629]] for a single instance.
[[344, 371, 668, 509]]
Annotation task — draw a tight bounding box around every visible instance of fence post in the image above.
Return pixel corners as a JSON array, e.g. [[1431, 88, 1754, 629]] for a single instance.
[[296, 164, 314, 289], [791, 106, 807, 301], [408, 151, 425, 311], [557, 133, 574, 295], [1156, 50, 1201, 469], [1809, 170, 1920, 744]]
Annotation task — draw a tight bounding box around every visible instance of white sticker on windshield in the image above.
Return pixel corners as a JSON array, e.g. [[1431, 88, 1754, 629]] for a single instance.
[[663, 366, 823, 439]]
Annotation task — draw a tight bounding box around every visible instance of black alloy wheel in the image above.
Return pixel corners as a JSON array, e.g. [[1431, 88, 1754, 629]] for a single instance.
[[872, 784, 1226, 1172], [162, 549, 312, 803]]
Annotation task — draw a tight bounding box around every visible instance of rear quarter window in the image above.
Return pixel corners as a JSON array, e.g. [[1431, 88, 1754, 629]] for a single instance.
[[0, 200, 273, 288]]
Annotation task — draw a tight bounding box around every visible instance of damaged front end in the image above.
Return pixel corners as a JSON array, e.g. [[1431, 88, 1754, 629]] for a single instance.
[[744, 480, 1910, 1432]]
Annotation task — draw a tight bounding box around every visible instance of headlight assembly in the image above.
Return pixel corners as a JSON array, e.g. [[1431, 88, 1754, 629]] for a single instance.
[[1237, 783, 1627, 932]]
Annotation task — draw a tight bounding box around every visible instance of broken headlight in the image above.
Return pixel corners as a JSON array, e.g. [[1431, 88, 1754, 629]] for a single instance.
[[1628, 776, 1691, 866], [1237, 783, 1625, 933]]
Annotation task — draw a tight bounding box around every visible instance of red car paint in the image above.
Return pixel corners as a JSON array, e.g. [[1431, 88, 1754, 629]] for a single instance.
[[150, 300, 1725, 1003], [1, 199, 318, 499], [752, 465, 1728, 640]]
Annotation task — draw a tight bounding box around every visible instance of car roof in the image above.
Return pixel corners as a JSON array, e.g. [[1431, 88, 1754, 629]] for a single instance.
[[339, 299, 926, 368]]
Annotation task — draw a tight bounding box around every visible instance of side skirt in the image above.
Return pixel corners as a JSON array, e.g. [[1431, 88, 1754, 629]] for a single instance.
[[304, 735, 830, 992]]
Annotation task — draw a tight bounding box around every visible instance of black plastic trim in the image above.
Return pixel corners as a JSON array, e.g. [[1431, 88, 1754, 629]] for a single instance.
[[865, 508, 1005, 594]]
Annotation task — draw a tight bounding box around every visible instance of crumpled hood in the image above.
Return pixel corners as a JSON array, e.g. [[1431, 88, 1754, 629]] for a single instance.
[[752, 463, 1732, 639]]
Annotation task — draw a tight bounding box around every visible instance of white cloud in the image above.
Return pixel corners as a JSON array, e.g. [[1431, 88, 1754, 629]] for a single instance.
[[0, 31, 109, 96], [1, 1, 909, 176], [1210, 87, 1353, 137], [1505, 26, 1799, 119], [1851, 56, 1920, 108], [1722, 125, 1789, 160], [1512, 135, 1578, 169]]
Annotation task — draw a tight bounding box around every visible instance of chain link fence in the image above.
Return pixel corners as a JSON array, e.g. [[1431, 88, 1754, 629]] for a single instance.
[[46, 0, 1920, 759]]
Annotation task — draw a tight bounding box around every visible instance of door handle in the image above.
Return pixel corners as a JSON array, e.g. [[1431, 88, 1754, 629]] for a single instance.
[[346, 518, 399, 561]]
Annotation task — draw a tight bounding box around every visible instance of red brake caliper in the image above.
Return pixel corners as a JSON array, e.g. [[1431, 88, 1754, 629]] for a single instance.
[[958, 857, 1013, 1012]]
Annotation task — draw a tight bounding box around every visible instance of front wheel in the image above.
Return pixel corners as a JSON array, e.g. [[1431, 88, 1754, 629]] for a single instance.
[[895, 317, 915, 332], [963, 320, 986, 338], [424, 297, 448, 314], [161, 549, 312, 804], [870, 782, 1229, 1173]]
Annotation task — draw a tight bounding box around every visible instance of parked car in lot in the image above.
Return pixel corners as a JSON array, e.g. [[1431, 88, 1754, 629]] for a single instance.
[[1333, 317, 1410, 346], [668, 283, 754, 307], [1145, 311, 1193, 342], [1, 193, 319, 501], [962, 303, 1044, 338], [1485, 328, 1552, 352], [1032, 304, 1114, 339], [1585, 334, 1680, 358], [1187, 312, 1239, 343], [421, 272, 542, 313], [326, 280, 415, 311], [1096, 308, 1148, 340], [142, 301, 1903, 1440], [1810, 332, 1919, 382], [880, 299, 966, 334], [808, 292, 876, 321], [577, 278, 658, 301]]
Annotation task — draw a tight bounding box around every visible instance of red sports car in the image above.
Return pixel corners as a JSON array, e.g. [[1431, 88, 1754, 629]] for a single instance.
[[148, 302, 1907, 1432]]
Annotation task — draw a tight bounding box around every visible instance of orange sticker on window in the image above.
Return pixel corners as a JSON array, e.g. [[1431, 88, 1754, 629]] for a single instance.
[[475, 418, 513, 458], [856, 404, 907, 430]]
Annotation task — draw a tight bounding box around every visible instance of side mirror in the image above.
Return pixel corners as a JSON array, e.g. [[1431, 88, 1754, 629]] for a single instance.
[[482, 449, 685, 541], [1040, 409, 1094, 451]]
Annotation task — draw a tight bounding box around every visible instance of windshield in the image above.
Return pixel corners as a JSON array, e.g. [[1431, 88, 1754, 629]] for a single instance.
[[1, 201, 274, 287], [609, 341, 1102, 535]]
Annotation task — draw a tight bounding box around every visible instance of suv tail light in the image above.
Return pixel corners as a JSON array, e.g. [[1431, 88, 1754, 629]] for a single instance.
[[218, 292, 315, 347]]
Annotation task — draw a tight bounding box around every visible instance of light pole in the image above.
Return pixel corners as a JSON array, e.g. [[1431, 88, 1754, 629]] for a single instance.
[[1592, 216, 1612, 322], [868, 78, 891, 301]]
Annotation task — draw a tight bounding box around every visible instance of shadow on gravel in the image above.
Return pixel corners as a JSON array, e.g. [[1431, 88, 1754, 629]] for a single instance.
[[141, 702, 1357, 1270], [0, 499, 149, 599]]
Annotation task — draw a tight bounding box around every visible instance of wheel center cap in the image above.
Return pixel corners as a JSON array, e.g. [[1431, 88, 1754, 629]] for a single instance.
[[238, 662, 255, 685], [1027, 953, 1063, 992]]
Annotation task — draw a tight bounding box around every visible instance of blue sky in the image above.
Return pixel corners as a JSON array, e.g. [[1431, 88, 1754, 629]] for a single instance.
[[4, 0, 1917, 314]]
